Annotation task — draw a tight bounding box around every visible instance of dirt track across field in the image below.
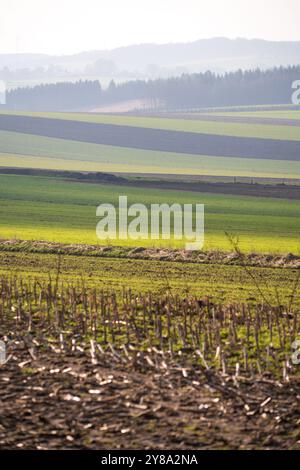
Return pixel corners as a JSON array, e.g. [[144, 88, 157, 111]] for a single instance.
[[88, 175, 300, 200], [1, 113, 300, 161], [2, 166, 300, 199], [1, 239, 300, 268]]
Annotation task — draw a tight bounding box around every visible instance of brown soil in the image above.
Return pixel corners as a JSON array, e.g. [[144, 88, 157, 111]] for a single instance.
[[1, 332, 299, 450]]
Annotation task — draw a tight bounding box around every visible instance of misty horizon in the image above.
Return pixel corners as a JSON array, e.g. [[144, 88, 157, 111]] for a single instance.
[[3, 35, 300, 57], [1, 0, 300, 56]]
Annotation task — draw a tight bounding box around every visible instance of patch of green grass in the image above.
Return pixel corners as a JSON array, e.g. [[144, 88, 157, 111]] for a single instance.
[[0, 174, 300, 253], [214, 110, 300, 120], [1, 110, 300, 140], [0, 251, 299, 307]]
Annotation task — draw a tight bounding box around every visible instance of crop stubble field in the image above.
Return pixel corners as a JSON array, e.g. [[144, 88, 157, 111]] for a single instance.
[[0, 249, 300, 449]]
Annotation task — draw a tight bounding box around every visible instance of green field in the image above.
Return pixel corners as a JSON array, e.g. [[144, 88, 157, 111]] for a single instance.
[[1, 250, 299, 307], [0, 111, 299, 255], [1, 109, 300, 140], [214, 110, 300, 120], [0, 173, 300, 253], [1, 130, 300, 179]]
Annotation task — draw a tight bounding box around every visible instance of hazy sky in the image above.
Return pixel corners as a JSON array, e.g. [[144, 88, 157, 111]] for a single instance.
[[1, 0, 300, 54]]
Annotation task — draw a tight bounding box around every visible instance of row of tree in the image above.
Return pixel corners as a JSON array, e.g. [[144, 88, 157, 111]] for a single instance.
[[6, 66, 300, 111], [7, 80, 102, 111]]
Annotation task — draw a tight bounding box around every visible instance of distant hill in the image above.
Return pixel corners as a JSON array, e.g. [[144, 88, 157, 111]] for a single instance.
[[1, 38, 300, 76]]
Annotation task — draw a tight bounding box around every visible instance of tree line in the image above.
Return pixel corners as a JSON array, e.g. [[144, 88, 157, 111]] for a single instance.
[[6, 66, 300, 111]]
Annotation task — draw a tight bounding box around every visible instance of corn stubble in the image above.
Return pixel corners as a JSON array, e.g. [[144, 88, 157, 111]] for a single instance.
[[0, 274, 299, 449]]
